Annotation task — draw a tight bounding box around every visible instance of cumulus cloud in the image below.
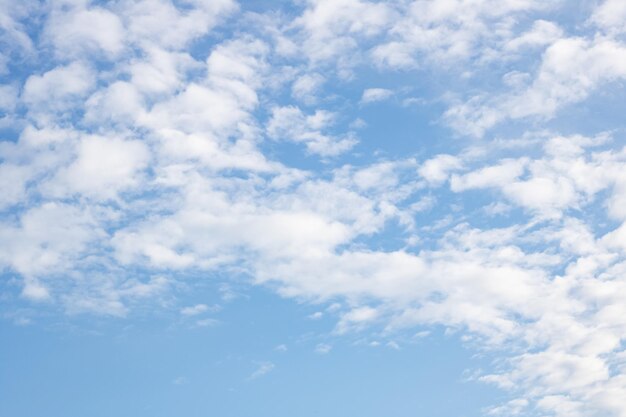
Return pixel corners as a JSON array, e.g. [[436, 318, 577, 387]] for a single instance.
[[291, 72, 325, 104], [372, 0, 549, 69], [43, 2, 125, 58], [446, 37, 626, 136], [120, 0, 237, 49], [590, 0, 626, 33], [180, 304, 209, 316], [42, 135, 150, 200], [22, 61, 95, 116], [418, 154, 463, 186], [266, 106, 357, 156], [360, 88, 393, 104]]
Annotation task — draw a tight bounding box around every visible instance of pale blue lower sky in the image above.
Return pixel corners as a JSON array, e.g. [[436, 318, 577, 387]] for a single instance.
[[1, 287, 500, 417]]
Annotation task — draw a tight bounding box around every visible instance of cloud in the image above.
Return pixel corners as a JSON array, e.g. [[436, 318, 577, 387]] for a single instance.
[[266, 106, 357, 156], [22, 61, 95, 113], [121, 0, 237, 50], [418, 154, 463, 185], [128, 47, 197, 95], [308, 311, 323, 320], [315, 343, 332, 354], [247, 362, 275, 380], [590, 0, 626, 33], [3, 2, 626, 416], [336, 306, 380, 333], [450, 159, 527, 191], [0, 1, 36, 70], [503, 20, 563, 52], [172, 376, 187, 385], [360, 88, 393, 104], [0, 203, 101, 282], [372, 0, 549, 69], [42, 135, 150, 200], [446, 37, 626, 136], [293, 0, 394, 69], [62, 275, 170, 317], [291, 73, 325, 104], [43, 2, 125, 58], [180, 304, 209, 316], [195, 318, 219, 327]]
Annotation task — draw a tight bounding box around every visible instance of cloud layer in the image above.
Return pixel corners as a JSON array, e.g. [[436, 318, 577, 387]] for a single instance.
[[2, 1, 626, 416]]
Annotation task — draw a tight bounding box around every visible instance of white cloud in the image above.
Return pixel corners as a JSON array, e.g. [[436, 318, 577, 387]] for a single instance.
[[386, 341, 400, 350], [42, 135, 150, 200], [4, 2, 626, 416], [128, 47, 197, 95], [84, 82, 146, 125], [447, 133, 621, 217], [0, 1, 35, 65], [0, 203, 102, 295], [62, 275, 170, 317], [315, 343, 332, 354], [267, 106, 357, 156], [590, 0, 626, 33], [181, 304, 209, 316], [446, 37, 626, 136], [487, 398, 529, 416], [308, 311, 323, 320], [0, 84, 18, 111], [418, 154, 462, 185], [144, 37, 267, 144], [294, 0, 394, 68], [352, 161, 399, 190], [195, 318, 219, 327], [361, 88, 393, 104], [291, 73, 325, 104], [0, 163, 32, 209], [372, 0, 549, 69], [21, 278, 50, 302], [44, 3, 125, 58], [22, 62, 95, 113], [113, 203, 352, 269], [450, 159, 527, 191], [121, 0, 237, 50], [247, 362, 274, 380], [504, 20, 563, 52], [336, 306, 380, 333]]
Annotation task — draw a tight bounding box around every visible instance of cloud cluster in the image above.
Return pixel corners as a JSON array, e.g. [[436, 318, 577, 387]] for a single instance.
[[2, 1, 626, 416]]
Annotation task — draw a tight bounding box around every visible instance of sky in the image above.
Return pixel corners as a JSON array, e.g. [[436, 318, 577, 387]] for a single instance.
[[1, 0, 626, 416]]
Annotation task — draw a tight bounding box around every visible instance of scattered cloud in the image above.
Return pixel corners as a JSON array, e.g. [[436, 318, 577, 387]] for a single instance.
[[3, 1, 626, 415], [172, 376, 187, 385], [181, 304, 209, 316], [247, 362, 275, 380], [315, 343, 332, 355], [361, 88, 393, 104], [308, 311, 323, 320], [195, 318, 219, 328], [266, 106, 357, 156]]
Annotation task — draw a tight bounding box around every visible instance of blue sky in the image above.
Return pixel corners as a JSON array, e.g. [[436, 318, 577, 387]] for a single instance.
[[2, 1, 626, 416]]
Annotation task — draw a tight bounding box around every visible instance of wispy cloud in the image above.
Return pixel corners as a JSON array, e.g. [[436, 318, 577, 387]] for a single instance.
[[315, 343, 332, 355], [360, 88, 393, 104], [247, 362, 275, 380]]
